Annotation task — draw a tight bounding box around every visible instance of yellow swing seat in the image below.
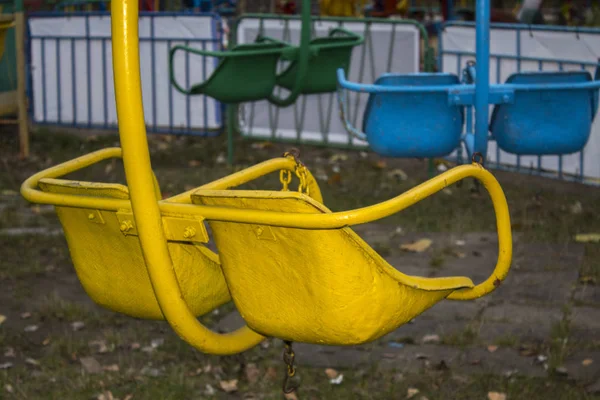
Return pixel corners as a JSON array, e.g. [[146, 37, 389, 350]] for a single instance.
[[190, 162, 512, 346], [21, 147, 324, 322]]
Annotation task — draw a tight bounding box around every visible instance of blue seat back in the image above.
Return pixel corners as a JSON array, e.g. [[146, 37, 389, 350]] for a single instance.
[[362, 73, 463, 158], [490, 71, 595, 155]]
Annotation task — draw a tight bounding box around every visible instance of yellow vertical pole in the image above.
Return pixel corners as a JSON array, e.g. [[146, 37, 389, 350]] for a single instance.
[[110, 0, 263, 355]]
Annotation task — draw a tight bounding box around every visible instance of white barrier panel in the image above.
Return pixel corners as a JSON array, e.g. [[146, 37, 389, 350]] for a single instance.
[[442, 25, 600, 182], [236, 18, 421, 147], [29, 14, 223, 131]]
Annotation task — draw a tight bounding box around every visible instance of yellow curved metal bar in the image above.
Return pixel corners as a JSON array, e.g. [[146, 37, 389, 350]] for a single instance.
[[183, 162, 512, 301], [21, 147, 322, 210]]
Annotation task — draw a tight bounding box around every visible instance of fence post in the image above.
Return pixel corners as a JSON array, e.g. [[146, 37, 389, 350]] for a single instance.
[[15, 0, 28, 158]]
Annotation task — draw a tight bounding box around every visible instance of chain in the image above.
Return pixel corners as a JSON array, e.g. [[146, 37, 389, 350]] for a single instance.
[[280, 169, 292, 191], [280, 148, 309, 195], [282, 341, 298, 394]]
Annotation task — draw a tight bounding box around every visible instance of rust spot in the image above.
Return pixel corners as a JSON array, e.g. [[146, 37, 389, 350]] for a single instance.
[[493, 279, 501, 287]]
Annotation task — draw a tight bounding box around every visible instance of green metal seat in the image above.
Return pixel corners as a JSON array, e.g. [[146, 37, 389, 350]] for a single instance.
[[169, 40, 290, 104], [275, 28, 364, 95]]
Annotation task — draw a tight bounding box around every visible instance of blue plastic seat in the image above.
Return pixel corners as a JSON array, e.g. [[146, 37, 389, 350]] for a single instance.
[[490, 71, 598, 155], [361, 73, 464, 158]]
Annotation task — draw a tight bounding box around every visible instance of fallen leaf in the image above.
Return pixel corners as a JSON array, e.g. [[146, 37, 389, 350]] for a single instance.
[[216, 154, 226, 164], [387, 169, 408, 181], [453, 250, 467, 259], [325, 368, 339, 379], [330, 374, 344, 385], [80, 357, 103, 374], [219, 379, 238, 393], [0, 315, 5, 326], [123, 395, 133, 400], [104, 364, 120, 372], [25, 358, 40, 367], [580, 276, 597, 284], [359, 151, 368, 158], [455, 240, 466, 246], [251, 142, 273, 150], [487, 345, 499, 353], [188, 160, 201, 167], [264, 366, 277, 381], [443, 188, 452, 195], [555, 366, 568, 376], [96, 391, 115, 400], [5, 384, 14, 393], [104, 163, 114, 175], [245, 363, 260, 384], [373, 160, 387, 169], [71, 321, 85, 331], [130, 342, 141, 350], [422, 334, 440, 344], [575, 233, 600, 243], [407, 388, 420, 398], [570, 201, 583, 215], [401, 239, 433, 253], [31, 205, 41, 214], [0, 362, 14, 370], [24, 325, 38, 333], [327, 173, 342, 185], [4, 347, 15, 357], [284, 392, 299, 400], [140, 366, 162, 377], [487, 392, 506, 400], [89, 340, 110, 354], [150, 338, 164, 348], [203, 364, 213, 373], [583, 359, 594, 367], [20, 312, 31, 319], [205, 384, 216, 396], [329, 153, 348, 163]]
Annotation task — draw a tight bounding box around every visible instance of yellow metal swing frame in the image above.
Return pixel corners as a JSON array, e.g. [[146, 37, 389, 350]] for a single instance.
[[21, 0, 512, 354]]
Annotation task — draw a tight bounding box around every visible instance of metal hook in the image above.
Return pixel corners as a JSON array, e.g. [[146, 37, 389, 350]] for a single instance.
[[471, 152, 485, 167]]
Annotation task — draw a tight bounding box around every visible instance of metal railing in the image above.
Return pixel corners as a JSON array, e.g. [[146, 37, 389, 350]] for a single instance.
[[439, 21, 600, 185], [27, 11, 225, 135]]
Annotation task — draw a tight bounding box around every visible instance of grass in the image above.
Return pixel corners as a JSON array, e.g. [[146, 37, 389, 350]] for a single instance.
[[1, 128, 600, 399]]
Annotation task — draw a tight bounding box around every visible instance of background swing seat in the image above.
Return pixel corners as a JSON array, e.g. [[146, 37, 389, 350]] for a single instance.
[[169, 40, 290, 104], [352, 73, 465, 158], [32, 156, 230, 320], [490, 71, 600, 155], [191, 189, 476, 346], [21, 148, 325, 322], [274, 28, 364, 95]]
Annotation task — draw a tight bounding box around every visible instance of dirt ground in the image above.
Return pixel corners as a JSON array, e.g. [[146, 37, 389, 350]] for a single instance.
[[1, 127, 599, 399]]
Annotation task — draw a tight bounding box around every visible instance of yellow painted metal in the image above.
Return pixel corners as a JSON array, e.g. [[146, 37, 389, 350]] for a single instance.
[[189, 162, 512, 345], [21, 145, 323, 353]]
